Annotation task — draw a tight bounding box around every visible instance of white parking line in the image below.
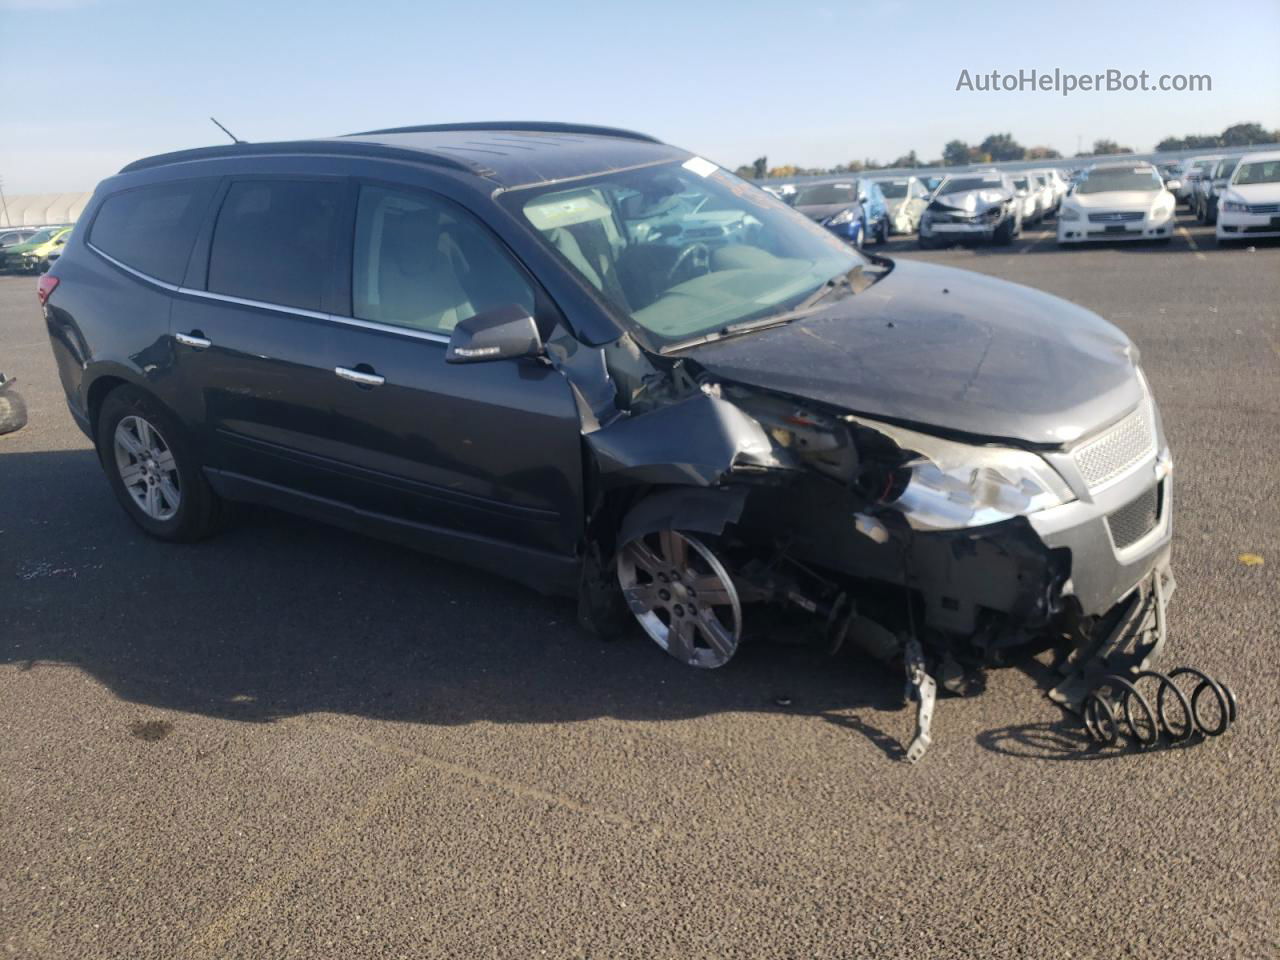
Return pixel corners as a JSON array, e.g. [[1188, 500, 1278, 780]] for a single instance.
[[1178, 225, 1207, 261], [1018, 229, 1049, 254]]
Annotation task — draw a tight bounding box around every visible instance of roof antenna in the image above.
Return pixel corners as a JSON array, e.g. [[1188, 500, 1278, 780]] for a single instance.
[[209, 116, 244, 144]]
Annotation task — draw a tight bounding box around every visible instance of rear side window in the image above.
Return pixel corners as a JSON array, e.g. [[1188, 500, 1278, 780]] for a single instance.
[[352, 185, 534, 334], [90, 180, 217, 284], [207, 180, 343, 312]]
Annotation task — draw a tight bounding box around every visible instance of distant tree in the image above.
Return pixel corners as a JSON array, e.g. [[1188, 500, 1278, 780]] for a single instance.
[[1155, 136, 1186, 152], [1183, 133, 1222, 149], [1025, 145, 1062, 160], [1220, 122, 1273, 146], [767, 164, 800, 179], [734, 165, 756, 179], [942, 139, 971, 167], [1085, 139, 1134, 156], [979, 132, 1025, 161], [890, 150, 922, 168], [752, 156, 769, 179]]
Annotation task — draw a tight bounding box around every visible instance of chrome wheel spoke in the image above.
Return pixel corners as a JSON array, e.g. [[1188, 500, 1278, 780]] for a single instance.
[[118, 462, 145, 485], [659, 529, 687, 567], [115, 426, 145, 459], [158, 476, 181, 510], [695, 609, 737, 662], [623, 538, 664, 577], [152, 449, 176, 472], [622, 582, 660, 613], [688, 574, 733, 606], [144, 483, 162, 518], [665, 615, 697, 662]]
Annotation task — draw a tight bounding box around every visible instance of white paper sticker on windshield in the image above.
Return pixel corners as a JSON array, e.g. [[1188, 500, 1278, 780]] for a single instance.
[[682, 156, 718, 178]]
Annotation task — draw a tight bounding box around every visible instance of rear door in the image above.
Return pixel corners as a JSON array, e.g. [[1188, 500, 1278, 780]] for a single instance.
[[170, 176, 351, 496]]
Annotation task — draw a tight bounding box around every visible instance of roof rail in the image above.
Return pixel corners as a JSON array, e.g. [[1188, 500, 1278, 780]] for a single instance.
[[343, 121, 663, 144], [118, 139, 483, 176]]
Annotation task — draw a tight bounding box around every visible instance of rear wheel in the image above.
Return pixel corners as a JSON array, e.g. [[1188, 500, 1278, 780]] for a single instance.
[[96, 386, 223, 541], [994, 217, 1016, 245]]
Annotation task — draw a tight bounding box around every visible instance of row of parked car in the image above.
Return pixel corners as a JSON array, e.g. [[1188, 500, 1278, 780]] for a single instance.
[[0, 224, 74, 274], [765, 167, 1071, 249], [764, 148, 1280, 249]]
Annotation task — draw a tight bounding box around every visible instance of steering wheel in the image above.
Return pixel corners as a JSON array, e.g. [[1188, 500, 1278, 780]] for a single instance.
[[666, 242, 712, 284]]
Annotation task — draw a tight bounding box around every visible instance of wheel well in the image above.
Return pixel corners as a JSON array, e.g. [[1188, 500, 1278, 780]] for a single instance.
[[85, 376, 129, 435]]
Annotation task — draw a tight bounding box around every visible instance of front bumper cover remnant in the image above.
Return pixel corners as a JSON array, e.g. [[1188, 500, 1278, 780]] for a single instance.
[[1049, 560, 1174, 711]]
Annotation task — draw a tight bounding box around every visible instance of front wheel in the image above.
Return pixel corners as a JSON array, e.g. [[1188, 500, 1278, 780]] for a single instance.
[[96, 386, 224, 542], [875, 219, 888, 245], [993, 218, 1016, 245]]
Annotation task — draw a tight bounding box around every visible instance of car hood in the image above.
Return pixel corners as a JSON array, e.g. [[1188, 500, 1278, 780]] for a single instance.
[[930, 189, 1010, 214], [1070, 190, 1164, 209], [795, 202, 855, 221], [1227, 182, 1280, 202], [681, 259, 1143, 446]]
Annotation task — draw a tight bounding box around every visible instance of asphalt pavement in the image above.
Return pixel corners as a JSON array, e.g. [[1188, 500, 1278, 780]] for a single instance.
[[1, 213, 1277, 959]]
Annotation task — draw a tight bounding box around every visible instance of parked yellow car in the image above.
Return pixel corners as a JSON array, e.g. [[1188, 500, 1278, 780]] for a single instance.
[[2, 226, 73, 273]]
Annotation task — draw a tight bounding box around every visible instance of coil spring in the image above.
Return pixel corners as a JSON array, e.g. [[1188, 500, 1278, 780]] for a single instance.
[[1082, 668, 1238, 748]]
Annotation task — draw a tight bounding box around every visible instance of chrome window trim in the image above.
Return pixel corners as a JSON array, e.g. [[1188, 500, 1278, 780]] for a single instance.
[[87, 242, 451, 345], [87, 242, 182, 292]]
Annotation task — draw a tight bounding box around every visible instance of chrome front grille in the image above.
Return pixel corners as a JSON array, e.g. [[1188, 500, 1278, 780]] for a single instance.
[[1072, 403, 1158, 491], [1087, 211, 1144, 223], [1107, 485, 1161, 550]]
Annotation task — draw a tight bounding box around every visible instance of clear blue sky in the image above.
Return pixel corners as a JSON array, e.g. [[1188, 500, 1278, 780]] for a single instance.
[[2, 0, 1277, 194]]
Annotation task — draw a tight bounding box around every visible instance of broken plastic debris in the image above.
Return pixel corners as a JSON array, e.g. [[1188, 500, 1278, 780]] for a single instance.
[[1238, 553, 1264, 567]]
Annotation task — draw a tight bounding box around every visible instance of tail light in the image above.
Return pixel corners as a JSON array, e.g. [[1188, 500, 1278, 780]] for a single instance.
[[36, 273, 59, 306]]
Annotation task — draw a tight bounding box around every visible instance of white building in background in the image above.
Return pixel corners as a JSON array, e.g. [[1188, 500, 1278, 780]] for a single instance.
[[0, 192, 94, 228]]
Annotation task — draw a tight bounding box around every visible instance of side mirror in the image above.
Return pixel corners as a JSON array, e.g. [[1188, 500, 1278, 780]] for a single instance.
[[445, 303, 543, 364], [1165, 178, 1182, 191]]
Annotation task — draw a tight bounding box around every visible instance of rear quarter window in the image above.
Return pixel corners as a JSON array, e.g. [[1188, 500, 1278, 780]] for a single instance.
[[89, 180, 218, 284]]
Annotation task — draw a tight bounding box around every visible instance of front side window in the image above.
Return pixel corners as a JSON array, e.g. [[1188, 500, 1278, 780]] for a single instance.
[[90, 180, 216, 284], [1076, 168, 1161, 194], [352, 186, 534, 335], [207, 180, 342, 311], [876, 181, 909, 199], [509, 162, 859, 346]]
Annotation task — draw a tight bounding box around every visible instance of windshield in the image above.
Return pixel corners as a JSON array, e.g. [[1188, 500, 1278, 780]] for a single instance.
[[1233, 160, 1280, 185], [876, 181, 909, 199], [510, 161, 862, 347], [793, 183, 857, 206], [938, 177, 1002, 194], [1076, 168, 1161, 194], [26, 229, 55, 244], [1012, 177, 1030, 190]]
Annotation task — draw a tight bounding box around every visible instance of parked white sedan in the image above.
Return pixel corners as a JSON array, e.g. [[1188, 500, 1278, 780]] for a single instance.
[[1057, 163, 1176, 244], [1216, 150, 1280, 245]]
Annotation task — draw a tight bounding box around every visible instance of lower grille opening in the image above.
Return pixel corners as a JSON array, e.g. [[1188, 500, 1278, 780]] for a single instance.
[[1107, 484, 1161, 550]]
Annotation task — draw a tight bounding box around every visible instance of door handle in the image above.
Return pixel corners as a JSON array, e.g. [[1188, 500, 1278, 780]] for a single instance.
[[335, 366, 385, 387], [175, 331, 212, 349]]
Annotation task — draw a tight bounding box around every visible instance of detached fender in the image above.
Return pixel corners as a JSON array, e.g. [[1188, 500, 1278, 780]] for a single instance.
[[586, 393, 785, 487], [617, 486, 748, 548]]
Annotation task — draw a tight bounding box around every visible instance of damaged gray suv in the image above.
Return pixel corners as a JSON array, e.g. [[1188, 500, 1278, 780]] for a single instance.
[[43, 123, 1174, 759]]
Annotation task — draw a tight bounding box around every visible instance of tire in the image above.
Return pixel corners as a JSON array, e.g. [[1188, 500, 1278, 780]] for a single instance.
[[917, 234, 937, 250], [95, 385, 223, 542], [993, 218, 1015, 245], [875, 219, 888, 245], [0, 382, 27, 435]]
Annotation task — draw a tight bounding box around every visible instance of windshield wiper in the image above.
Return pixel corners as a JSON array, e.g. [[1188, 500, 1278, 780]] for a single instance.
[[659, 265, 871, 353]]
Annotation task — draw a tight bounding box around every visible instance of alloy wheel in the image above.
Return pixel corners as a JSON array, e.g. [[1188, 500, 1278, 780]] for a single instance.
[[113, 415, 181, 521], [617, 530, 742, 669]]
